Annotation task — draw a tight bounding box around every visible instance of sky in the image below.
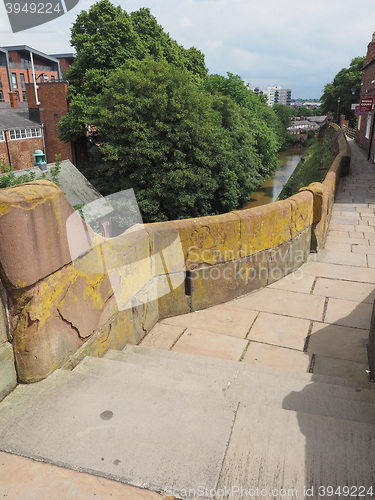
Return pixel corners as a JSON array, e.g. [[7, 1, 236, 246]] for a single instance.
[[1, 0, 375, 99]]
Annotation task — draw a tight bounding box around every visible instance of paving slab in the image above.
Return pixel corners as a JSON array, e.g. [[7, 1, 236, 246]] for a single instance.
[[351, 243, 375, 254], [326, 235, 369, 245], [327, 230, 350, 239], [313, 355, 370, 386], [330, 217, 359, 226], [159, 304, 258, 338], [230, 288, 325, 321], [268, 273, 315, 293], [312, 277, 375, 303], [329, 223, 357, 232], [172, 328, 248, 360], [215, 404, 375, 499], [368, 254, 375, 268], [140, 322, 185, 350], [355, 224, 375, 233], [348, 230, 366, 239], [324, 298, 373, 330], [323, 241, 351, 252], [0, 452, 163, 500], [301, 261, 375, 283], [242, 343, 311, 373], [312, 249, 367, 267], [248, 312, 310, 351], [308, 322, 368, 363]]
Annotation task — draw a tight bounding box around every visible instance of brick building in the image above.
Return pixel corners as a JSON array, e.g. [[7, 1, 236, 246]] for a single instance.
[[0, 46, 62, 104], [0, 46, 92, 171], [355, 33, 375, 162], [0, 103, 44, 170]]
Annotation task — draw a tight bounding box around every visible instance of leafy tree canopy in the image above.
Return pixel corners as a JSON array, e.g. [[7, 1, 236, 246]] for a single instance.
[[205, 73, 282, 176], [84, 59, 266, 222], [59, 0, 286, 222], [320, 56, 365, 127], [60, 0, 208, 141]]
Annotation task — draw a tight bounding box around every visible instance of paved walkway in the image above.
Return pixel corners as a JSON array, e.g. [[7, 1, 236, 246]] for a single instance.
[[0, 138, 374, 499], [141, 138, 373, 389]]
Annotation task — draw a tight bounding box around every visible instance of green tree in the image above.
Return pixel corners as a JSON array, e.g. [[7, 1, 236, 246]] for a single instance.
[[84, 60, 264, 221], [320, 56, 364, 127], [206, 73, 282, 177], [59, 0, 208, 142]]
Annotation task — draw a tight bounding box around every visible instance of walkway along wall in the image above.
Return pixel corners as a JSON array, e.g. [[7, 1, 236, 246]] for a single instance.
[[0, 124, 350, 389]]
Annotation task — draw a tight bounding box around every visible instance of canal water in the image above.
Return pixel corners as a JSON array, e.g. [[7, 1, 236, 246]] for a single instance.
[[243, 147, 305, 209]]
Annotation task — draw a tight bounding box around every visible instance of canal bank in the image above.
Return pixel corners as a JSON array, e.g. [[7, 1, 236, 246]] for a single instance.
[[243, 147, 305, 209]]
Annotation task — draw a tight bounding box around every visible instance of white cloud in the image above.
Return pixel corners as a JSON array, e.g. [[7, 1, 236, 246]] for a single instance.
[[1, 0, 375, 97]]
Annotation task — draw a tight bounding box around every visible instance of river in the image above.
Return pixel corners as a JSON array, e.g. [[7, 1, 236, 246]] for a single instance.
[[242, 147, 305, 209]]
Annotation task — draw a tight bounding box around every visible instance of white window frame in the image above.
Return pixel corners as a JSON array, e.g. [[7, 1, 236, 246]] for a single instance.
[[0, 131, 4, 142], [8, 128, 42, 141]]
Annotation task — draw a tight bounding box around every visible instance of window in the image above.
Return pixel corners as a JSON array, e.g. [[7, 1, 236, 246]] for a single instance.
[[22, 91, 27, 101], [0, 79, 3, 101], [0, 131, 4, 142], [20, 73, 26, 90], [39, 74, 44, 83], [15, 91, 19, 102], [50, 75, 55, 81], [11, 73, 17, 89], [9, 128, 42, 140]]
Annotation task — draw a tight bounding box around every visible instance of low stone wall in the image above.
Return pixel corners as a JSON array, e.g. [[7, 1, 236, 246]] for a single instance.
[[0, 124, 350, 388], [301, 123, 350, 251], [0, 280, 17, 399]]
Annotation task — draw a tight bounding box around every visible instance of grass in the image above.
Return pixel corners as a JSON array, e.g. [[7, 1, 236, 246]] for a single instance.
[[277, 136, 334, 200]]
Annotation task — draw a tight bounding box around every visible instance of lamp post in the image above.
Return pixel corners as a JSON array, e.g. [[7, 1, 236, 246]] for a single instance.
[[336, 97, 341, 125]]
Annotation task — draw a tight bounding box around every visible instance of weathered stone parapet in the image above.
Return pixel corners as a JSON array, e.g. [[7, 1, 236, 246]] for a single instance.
[[0, 280, 17, 399], [0, 180, 76, 289], [0, 124, 350, 384]]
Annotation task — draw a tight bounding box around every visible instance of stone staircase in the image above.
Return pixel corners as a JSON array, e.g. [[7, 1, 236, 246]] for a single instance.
[[0, 344, 374, 499]]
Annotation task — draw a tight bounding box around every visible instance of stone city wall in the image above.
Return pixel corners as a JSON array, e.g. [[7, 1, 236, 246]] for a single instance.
[[0, 124, 350, 390]]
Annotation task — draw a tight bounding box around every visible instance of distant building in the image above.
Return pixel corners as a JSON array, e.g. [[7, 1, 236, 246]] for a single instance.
[[247, 85, 264, 96], [49, 54, 75, 77], [0, 46, 64, 105], [287, 116, 327, 136], [0, 102, 44, 170], [247, 84, 291, 107]]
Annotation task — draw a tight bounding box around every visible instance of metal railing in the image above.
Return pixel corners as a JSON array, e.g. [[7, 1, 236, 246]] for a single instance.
[[9, 62, 56, 72], [342, 124, 356, 139]]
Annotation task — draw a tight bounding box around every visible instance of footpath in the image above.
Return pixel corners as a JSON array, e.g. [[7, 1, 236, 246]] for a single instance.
[[0, 138, 374, 499]]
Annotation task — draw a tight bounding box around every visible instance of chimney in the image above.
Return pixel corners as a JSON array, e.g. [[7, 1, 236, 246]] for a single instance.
[[9, 92, 18, 108], [366, 32, 375, 63]]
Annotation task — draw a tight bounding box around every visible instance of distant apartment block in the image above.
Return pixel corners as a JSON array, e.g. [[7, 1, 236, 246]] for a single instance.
[[247, 84, 292, 107], [247, 86, 264, 96], [0, 45, 74, 104]]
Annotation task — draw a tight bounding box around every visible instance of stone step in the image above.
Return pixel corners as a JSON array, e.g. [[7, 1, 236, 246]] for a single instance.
[[0, 366, 236, 494], [0, 360, 374, 498], [74, 353, 375, 425], [120, 344, 374, 393]]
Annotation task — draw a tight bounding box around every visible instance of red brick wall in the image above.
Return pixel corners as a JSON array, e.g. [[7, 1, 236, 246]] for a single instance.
[[6, 51, 59, 103], [0, 67, 10, 102], [57, 57, 72, 76], [26, 81, 74, 164], [0, 131, 43, 171], [355, 35, 375, 162]]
